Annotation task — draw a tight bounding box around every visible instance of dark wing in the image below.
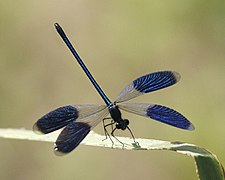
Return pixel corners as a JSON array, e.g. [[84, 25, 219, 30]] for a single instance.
[[33, 104, 106, 134], [54, 122, 91, 155], [115, 71, 180, 103], [118, 103, 194, 130], [54, 108, 109, 155]]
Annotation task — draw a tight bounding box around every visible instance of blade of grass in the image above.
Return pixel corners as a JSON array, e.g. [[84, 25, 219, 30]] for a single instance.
[[0, 128, 224, 180]]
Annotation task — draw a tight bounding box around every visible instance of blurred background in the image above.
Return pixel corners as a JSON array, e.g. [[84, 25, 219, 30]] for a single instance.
[[0, 0, 225, 179]]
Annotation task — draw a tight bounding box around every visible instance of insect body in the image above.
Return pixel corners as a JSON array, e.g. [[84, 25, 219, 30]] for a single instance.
[[33, 23, 194, 155]]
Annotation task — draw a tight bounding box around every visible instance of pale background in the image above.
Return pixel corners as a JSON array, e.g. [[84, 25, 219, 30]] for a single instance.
[[0, 1, 225, 179]]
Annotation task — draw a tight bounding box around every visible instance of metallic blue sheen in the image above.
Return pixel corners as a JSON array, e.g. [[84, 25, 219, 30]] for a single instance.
[[147, 105, 192, 129], [34, 106, 78, 134], [54, 23, 111, 106], [32, 23, 194, 154], [55, 122, 91, 154], [133, 71, 178, 93]]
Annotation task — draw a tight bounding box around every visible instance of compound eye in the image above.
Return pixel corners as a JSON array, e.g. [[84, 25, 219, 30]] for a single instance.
[[124, 119, 129, 125]]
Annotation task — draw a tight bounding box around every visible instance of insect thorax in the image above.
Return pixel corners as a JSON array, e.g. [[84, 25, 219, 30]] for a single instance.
[[108, 103, 122, 121], [108, 103, 130, 130]]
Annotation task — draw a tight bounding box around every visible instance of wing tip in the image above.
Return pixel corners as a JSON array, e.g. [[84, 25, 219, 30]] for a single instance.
[[33, 123, 45, 135], [187, 123, 195, 131], [171, 71, 181, 82], [54, 146, 68, 156]]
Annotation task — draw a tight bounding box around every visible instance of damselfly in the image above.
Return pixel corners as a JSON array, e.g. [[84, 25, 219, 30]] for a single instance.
[[33, 23, 194, 155]]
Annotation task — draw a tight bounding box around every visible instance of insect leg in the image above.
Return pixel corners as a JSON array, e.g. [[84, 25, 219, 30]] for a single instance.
[[111, 127, 125, 148], [126, 126, 139, 146], [102, 120, 115, 145], [102, 117, 111, 139]]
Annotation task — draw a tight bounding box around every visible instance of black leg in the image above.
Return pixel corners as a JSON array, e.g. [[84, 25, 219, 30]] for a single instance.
[[127, 126, 139, 146], [111, 127, 125, 148], [110, 119, 114, 131], [102, 117, 111, 140], [103, 120, 115, 146]]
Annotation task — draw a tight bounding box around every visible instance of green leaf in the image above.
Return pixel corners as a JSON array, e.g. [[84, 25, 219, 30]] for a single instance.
[[0, 128, 224, 180]]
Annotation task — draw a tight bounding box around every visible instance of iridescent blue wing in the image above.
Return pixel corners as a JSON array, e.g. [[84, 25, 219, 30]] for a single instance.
[[54, 108, 109, 155], [54, 122, 91, 155], [33, 104, 106, 134], [118, 103, 194, 130], [115, 71, 180, 103]]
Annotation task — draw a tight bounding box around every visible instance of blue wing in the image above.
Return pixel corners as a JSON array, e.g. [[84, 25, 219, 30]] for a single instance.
[[116, 71, 180, 103], [54, 108, 109, 155], [118, 103, 194, 130], [54, 122, 91, 155], [33, 104, 106, 134]]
